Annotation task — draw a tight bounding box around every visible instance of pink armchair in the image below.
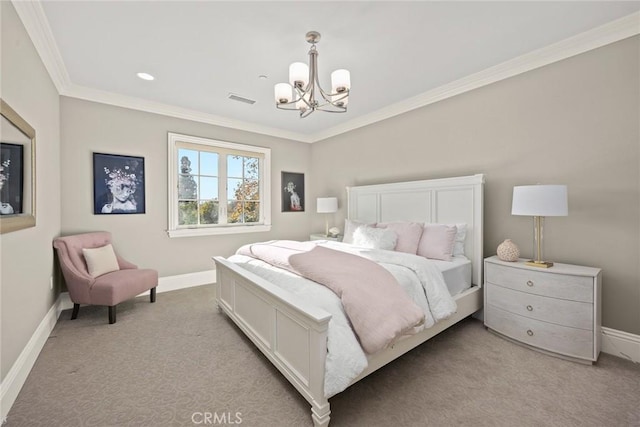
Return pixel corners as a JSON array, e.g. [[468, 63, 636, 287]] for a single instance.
[[53, 231, 158, 324]]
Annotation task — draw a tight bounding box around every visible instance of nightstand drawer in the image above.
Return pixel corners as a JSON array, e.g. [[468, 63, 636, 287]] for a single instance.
[[486, 263, 593, 303], [486, 306, 594, 360], [486, 284, 593, 330]]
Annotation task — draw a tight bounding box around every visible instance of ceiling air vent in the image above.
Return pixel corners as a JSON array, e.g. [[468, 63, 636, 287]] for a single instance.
[[227, 93, 256, 105]]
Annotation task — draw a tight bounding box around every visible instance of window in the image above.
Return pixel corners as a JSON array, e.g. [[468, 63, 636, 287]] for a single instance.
[[167, 133, 271, 237]]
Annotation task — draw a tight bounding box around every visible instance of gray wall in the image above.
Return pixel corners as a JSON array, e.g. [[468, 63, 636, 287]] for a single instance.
[[0, 2, 62, 380], [310, 36, 640, 335], [60, 97, 313, 277]]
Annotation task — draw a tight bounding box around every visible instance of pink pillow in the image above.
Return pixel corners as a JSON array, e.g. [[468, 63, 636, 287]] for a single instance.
[[376, 222, 424, 254], [417, 224, 457, 261]]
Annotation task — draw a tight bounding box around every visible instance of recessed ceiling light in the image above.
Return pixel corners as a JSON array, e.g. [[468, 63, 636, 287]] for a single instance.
[[137, 72, 155, 81], [258, 75, 268, 80]]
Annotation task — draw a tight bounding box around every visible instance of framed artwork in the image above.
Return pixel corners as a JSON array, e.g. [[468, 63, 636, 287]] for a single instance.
[[0, 99, 36, 234], [93, 152, 145, 214], [281, 171, 304, 212], [0, 143, 24, 215]]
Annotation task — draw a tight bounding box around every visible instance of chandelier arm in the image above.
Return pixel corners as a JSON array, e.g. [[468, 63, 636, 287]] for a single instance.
[[316, 86, 350, 108], [315, 107, 347, 113], [276, 103, 302, 111], [299, 107, 314, 118], [314, 99, 347, 112], [294, 87, 314, 111], [317, 84, 350, 99]]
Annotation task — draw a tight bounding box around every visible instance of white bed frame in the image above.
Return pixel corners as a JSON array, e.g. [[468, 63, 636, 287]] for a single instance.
[[213, 174, 484, 426]]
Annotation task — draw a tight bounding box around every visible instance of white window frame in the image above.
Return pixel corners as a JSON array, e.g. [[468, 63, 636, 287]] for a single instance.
[[167, 132, 271, 238]]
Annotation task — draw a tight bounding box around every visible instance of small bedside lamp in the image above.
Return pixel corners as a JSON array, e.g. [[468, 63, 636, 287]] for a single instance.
[[317, 197, 338, 237], [511, 185, 568, 268]]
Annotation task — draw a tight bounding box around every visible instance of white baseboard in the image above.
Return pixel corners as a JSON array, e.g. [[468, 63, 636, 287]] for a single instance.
[[155, 269, 216, 294], [0, 299, 60, 420], [1, 269, 215, 418], [601, 327, 640, 364]]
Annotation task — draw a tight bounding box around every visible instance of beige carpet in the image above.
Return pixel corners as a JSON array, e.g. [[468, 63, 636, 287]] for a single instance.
[[6, 285, 640, 427]]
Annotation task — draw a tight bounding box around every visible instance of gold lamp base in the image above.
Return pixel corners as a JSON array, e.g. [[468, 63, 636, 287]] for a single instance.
[[525, 260, 554, 268]]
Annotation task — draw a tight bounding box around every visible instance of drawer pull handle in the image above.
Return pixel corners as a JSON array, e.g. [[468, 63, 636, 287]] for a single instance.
[[527, 329, 534, 336], [526, 305, 533, 311], [526, 280, 534, 287]]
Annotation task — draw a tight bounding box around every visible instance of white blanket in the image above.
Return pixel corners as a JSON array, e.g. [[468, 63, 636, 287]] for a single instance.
[[227, 241, 456, 397]]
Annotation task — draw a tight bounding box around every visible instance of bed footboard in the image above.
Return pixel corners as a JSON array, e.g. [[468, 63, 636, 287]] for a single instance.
[[213, 256, 332, 427]]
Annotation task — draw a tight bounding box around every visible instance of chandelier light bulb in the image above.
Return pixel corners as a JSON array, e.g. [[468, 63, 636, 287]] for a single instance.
[[289, 62, 309, 88], [274, 83, 293, 104], [331, 69, 351, 93]]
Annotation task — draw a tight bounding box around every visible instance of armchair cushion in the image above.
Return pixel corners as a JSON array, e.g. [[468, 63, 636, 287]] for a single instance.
[[91, 268, 159, 306], [83, 244, 120, 278]]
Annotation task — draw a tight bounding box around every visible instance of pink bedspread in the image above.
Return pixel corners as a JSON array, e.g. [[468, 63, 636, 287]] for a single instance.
[[236, 240, 425, 354]]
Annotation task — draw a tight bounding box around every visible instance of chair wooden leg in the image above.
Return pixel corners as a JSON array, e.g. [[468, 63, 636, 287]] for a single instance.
[[108, 305, 116, 324], [71, 303, 80, 320], [150, 287, 156, 303]]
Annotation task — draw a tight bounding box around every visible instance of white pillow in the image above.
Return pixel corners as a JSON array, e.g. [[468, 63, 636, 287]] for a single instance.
[[343, 219, 375, 244], [452, 223, 467, 256], [352, 226, 397, 251], [83, 244, 120, 278]]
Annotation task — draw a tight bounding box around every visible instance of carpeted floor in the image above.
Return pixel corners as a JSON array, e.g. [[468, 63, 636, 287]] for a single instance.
[[6, 285, 640, 427]]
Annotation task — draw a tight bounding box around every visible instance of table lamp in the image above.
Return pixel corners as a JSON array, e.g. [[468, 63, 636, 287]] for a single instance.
[[511, 185, 568, 268], [317, 197, 338, 237]]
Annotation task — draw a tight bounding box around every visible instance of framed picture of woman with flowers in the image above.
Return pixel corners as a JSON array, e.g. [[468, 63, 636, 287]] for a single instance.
[[93, 152, 145, 214], [0, 143, 24, 215]]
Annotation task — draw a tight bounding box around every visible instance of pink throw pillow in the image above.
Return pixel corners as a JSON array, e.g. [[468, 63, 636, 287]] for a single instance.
[[376, 222, 424, 254], [417, 224, 457, 261]]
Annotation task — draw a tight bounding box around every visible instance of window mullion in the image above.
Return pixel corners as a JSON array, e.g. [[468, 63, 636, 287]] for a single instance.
[[219, 153, 228, 224]]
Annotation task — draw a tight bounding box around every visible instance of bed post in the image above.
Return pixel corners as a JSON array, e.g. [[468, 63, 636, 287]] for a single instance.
[[311, 404, 330, 427], [309, 322, 330, 427]]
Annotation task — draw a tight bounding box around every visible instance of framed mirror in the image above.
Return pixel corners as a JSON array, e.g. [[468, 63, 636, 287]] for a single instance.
[[0, 99, 36, 233]]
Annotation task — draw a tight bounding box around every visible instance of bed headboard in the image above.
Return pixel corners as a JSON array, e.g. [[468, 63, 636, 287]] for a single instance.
[[346, 174, 484, 286]]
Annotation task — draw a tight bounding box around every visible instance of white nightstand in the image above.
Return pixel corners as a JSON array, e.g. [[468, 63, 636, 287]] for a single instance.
[[484, 256, 601, 364], [309, 233, 340, 241]]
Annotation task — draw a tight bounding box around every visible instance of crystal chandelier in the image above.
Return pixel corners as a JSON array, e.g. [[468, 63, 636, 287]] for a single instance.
[[274, 31, 351, 118]]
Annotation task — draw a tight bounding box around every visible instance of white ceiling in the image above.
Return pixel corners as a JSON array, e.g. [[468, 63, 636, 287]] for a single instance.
[[25, 1, 640, 142]]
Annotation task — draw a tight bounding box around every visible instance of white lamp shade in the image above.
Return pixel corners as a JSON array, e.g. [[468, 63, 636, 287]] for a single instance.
[[331, 69, 351, 92], [274, 83, 292, 104], [317, 197, 338, 213], [289, 62, 309, 87], [512, 185, 568, 217]]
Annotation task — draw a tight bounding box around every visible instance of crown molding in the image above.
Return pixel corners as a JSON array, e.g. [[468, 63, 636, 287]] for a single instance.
[[62, 83, 314, 143], [13, 1, 639, 144], [11, 0, 71, 94], [310, 11, 640, 142]]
